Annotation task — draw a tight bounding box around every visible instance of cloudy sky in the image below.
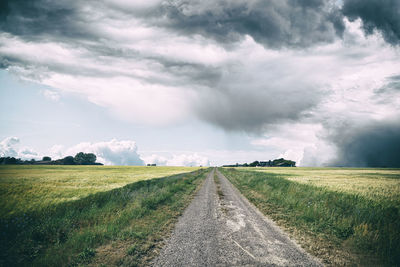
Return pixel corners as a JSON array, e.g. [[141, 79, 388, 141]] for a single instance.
[[1, 0, 399, 167]]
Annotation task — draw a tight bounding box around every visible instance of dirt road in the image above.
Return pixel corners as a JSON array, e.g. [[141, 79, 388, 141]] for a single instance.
[[152, 168, 322, 266]]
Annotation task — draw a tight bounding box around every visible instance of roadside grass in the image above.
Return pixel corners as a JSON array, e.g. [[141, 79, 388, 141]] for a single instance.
[[220, 168, 400, 266], [0, 167, 208, 266], [0, 165, 201, 217], [213, 171, 224, 200]]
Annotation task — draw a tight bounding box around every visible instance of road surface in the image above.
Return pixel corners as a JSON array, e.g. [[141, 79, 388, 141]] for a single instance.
[[152, 168, 322, 266]]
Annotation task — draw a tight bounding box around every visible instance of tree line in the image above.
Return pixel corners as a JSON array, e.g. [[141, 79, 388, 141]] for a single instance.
[[223, 158, 296, 167], [0, 152, 103, 165]]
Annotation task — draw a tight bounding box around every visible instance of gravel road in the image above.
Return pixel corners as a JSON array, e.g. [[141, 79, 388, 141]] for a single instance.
[[152, 168, 322, 266]]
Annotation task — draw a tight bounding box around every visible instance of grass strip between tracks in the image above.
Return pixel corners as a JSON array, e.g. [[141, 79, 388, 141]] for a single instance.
[[220, 168, 400, 266], [0, 168, 208, 266]]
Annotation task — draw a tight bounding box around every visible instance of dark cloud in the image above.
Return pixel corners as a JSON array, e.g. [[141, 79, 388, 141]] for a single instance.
[[386, 75, 400, 91], [2, 0, 399, 52], [0, 0, 87, 41], [389, 75, 400, 82], [374, 74, 400, 99], [0, 58, 11, 69], [0, 0, 334, 135], [329, 119, 400, 167], [0, 0, 223, 87], [342, 0, 400, 45], [0, 41, 222, 89], [0, 0, 345, 49], [157, 0, 344, 48], [160, 60, 222, 88], [194, 70, 323, 132], [196, 91, 319, 132]]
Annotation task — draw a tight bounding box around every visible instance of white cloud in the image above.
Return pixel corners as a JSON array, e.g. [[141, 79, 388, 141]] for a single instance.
[[1, 137, 211, 166], [45, 75, 195, 126], [141, 148, 304, 167], [18, 147, 39, 159], [167, 153, 210, 167], [142, 153, 210, 167], [0, 137, 42, 160], [198, 149, 278, 166], [0, 137, 145, 165], [54, 139, 145, 166], [141, 154, 168, 166], [251, 123, 319, 165], [104, 0, 163, 11], [0, 137, 20, 157]]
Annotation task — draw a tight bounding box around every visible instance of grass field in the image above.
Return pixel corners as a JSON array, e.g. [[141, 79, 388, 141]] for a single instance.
[[0, 165, 207, 266], [245, 167, 400, 202], [220, 167, 400, 266], [0, 165, 201, 217]]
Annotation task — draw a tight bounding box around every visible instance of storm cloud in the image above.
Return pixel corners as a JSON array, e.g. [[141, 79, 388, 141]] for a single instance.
[[0, 0, 336, 131], [194, 59, 324, 132], [378, 75, 400, 92], [157, 0, 345, 48], [0, 0, 345, 48], [342, 0, 400, 45], [0, 0, 87, 41], [329, 119, 400, 167]]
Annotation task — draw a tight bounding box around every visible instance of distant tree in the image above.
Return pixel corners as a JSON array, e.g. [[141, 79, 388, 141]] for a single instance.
[[272, 158, 296, 167], [0, 157, 18, 164], [249, 160, 260, 167], [8, 157, 17, 164], [74, 152, 97, 165], [61, 156, 75, 165], [42, 156, 51, 161], [86, 153, 97, 164]]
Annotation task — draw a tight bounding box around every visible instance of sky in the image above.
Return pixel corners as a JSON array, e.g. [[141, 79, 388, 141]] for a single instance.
[[0, 0, 400, 167]]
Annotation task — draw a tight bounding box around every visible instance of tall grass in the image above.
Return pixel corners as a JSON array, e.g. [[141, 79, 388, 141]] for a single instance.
[[220, 168, 400, 266], [0, 168, 208, 266]]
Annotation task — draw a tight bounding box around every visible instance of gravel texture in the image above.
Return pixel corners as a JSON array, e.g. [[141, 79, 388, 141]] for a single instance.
[[151, 168, 322, 266]]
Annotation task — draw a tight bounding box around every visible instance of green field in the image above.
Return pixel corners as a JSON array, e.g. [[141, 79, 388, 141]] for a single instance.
[[245, 167, 400, 201], [0, 165, 201, 217], [0, 165, 207, 266], [221, 167, 400, 266], [3, 166, 399, 266]]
